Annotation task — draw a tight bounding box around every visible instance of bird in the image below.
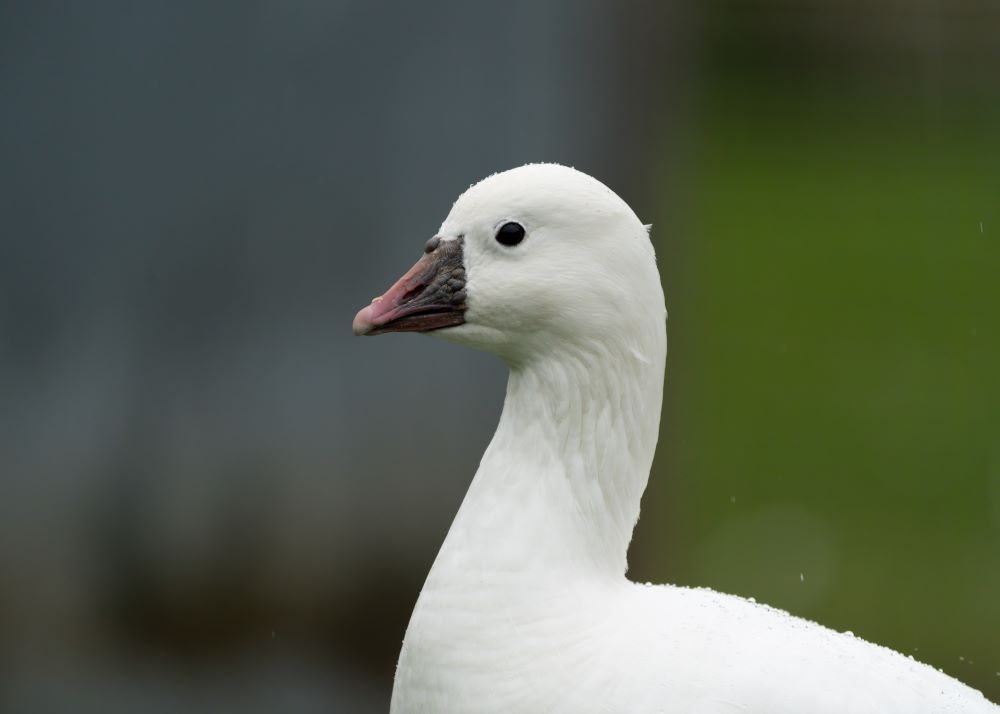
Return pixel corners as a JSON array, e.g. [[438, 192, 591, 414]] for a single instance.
[[352, 163, 998, 713]]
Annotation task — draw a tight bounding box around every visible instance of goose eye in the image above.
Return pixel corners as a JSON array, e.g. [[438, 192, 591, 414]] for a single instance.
[[495, 222, 525, 247]]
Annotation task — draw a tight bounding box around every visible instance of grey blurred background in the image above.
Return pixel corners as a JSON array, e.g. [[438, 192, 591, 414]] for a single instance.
[[1, 1, 998, 711]]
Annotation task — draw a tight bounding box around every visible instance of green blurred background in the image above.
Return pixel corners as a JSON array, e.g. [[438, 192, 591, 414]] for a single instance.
[[2, 0, 997, 710], [635, 3, 1000, 700]]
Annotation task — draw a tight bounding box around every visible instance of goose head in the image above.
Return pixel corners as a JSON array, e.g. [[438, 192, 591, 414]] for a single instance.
[[353, 163, 665, 366]]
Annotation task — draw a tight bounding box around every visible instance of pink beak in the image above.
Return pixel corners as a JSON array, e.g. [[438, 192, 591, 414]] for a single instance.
[[352, 236, 467, 336]]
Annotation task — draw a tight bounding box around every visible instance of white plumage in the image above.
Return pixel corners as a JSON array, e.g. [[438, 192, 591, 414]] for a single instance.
[[354, 164, 997, 713]]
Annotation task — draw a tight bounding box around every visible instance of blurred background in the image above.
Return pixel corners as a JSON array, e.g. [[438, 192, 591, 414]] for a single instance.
[[1, 0, 998, 710]]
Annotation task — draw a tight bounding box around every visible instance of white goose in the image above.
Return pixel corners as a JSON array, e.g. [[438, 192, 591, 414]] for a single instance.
[[353, 164, 997, 714]]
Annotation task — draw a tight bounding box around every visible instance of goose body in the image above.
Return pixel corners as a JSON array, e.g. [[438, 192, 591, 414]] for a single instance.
[[353, 164, 997, 713]]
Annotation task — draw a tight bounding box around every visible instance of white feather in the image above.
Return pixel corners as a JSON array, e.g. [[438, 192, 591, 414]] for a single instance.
[[385, 164, 997, 713]]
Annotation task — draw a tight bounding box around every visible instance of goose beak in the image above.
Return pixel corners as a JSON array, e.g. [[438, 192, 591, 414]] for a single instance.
[[352, 236, 467, 336]]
